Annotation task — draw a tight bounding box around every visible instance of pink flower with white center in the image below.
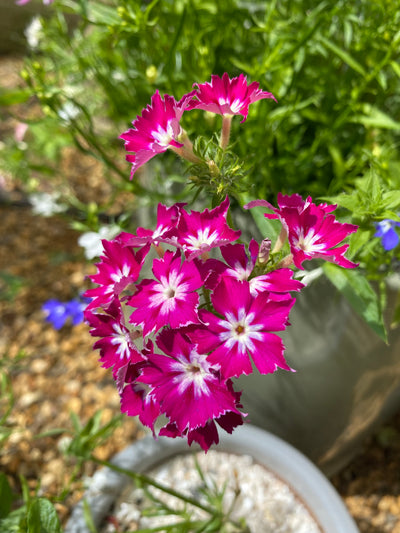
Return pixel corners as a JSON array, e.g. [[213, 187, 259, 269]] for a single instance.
[[186, 73, 277, 123], [220, 241, 304, 297], [86, 298, 144, 375], [176, 196, 241, 260], [123, 202, 185, 248], [84, 238, 150, 313], [245, 194, 359, 270], [190, 277, 295, 379], [120, 91, 194, 178], [136, 330, 243, 441], [200, 241, 303, 296], [128, 250, 203, 336]]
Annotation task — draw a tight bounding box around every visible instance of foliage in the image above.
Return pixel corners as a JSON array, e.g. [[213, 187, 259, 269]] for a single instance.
[[1, 2, 398, 332], [2, 0, 398, 200], [0, 473, 62, 533]]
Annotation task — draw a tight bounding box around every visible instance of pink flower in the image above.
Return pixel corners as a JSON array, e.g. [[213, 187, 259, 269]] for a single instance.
[[120, 362, 161, 434], [123, 202, 185, 249], [176, 196, 241, 260], [84, 237, 150, 313], [86, 298, 144, 375], [246, 194, 358, 269], [120, 90, 193, 178], [190, 277, 295, 379], [128, 250, 203, 336], [217, 241, 304, 297], [136, 329, 244, 449], [187, 72, 277, 123]]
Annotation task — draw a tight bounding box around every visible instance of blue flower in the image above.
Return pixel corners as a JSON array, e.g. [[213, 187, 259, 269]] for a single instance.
[[374, 219, 400, 251], [42, 297, 88, 329]]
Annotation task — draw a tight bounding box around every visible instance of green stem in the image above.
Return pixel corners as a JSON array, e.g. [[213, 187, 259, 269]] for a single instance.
[[91, 455, 217, 516]]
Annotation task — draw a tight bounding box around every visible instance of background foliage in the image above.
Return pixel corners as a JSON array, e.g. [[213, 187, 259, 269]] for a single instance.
[[1, 0, 400, 332]]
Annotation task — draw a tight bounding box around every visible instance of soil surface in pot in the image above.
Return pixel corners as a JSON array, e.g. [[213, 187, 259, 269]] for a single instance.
[[1, 54, 400, 533], [100, 450, 321, 533]]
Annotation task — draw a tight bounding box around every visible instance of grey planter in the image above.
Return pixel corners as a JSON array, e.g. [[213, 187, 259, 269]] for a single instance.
[[239, 275, 400, 476]]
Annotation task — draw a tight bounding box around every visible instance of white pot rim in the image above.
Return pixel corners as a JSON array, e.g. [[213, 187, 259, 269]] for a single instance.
[[65, 424, 359, 533]]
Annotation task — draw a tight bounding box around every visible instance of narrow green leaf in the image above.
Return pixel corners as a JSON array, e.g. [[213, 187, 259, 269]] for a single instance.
[[318, 36, 367, 77], [350, 105, 400, 131], [85, 2, 121, 25], [0, 473, 13, 519], [26, 498, 62, 533], [390, 60, 400, 78], [323, 263, 387, 342], [82, 499, 97, 533]]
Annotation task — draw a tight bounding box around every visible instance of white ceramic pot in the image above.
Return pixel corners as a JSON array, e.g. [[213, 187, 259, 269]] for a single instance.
[[65, 424, 358, 533]]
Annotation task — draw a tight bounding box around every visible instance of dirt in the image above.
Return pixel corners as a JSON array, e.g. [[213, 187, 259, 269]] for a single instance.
[[1, 54, 400, 533]]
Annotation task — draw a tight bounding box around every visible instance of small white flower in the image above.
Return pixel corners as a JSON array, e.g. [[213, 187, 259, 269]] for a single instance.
[[58, 102, 80, 123], [25, 17, 42, 49], [29, 192, 66, 217], [78, 225, 121, 259]]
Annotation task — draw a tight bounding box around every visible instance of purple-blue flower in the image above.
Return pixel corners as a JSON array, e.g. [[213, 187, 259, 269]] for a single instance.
[[374, 219, 400, 251], [42, 297, 88, 329]]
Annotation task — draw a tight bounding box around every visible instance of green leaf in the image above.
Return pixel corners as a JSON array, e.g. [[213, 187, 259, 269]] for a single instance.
[[350, 105, 400, 131], [0, 88, 31, 106], [348, 229, 372, 258], [365, 171, 382, 205], [390, 60, 400, 78], [82, 500, 97, 533], [85, 2, 122, 25], [323, 263, 387, 342], [382, 191, 400, 211], [318, 35, 367, 77], [26, 499, 62, 533], [0, 473, 13, 520]]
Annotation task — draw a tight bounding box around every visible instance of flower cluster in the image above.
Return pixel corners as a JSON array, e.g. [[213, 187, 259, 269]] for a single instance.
[[83, 74, 359, 451], [84, 198, 356, 451], [120, 73, 276, 177]]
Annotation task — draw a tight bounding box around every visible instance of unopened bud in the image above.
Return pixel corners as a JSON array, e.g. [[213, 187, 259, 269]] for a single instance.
[[258, 239, 271, 264]]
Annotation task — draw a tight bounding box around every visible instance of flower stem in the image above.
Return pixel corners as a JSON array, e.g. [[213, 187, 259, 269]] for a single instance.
[[91, 455, 217, 516], [220, 115, 233, 150]]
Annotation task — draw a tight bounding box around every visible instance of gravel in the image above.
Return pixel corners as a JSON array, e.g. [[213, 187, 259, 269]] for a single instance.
[[101, 450, 322, 533]]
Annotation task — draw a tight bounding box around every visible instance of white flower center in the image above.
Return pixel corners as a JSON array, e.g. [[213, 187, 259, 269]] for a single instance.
[[184, 227, 219, 250], [111, 324, 131, 360], [218, 97, 242, 114], [172, 351, 212, 397], [293, 228, 325, 253], [149, 270, 188, 311], [218, 308, 263, 351], [152, 121, 175, 147], [110, 263, 131, 283]]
